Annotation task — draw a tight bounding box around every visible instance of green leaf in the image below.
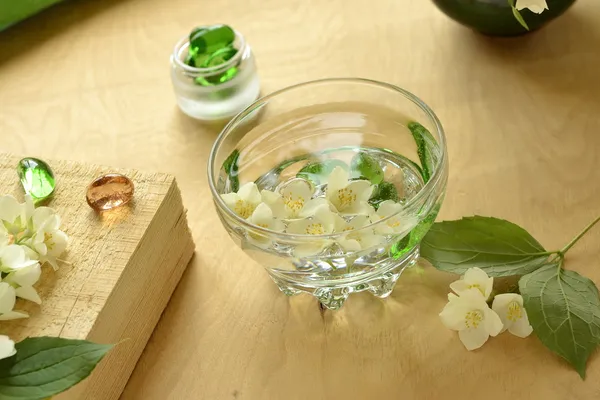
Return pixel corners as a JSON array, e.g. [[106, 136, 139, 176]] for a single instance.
[[350, 152, 384, 184], [520, 264, 600, 378], [222, 149, 240, 192], [296, 159, 348, 186], [407, 122, 436, 183], [368, 181, 399, 209], [511, 6, 530, 30], [0, 337, 113, 400], [421, 216, 551, 277]]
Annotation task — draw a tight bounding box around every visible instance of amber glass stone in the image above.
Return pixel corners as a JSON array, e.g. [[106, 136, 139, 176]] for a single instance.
[[86, 174, 134, 211]]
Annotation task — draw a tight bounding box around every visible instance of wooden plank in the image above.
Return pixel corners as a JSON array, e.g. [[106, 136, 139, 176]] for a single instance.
[[0, 154, 195, 400]]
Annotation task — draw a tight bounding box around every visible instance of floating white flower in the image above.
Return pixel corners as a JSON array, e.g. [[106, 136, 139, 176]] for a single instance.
[[0, 335, 16, 360], [286, 204, 338, 257], [516, 0, 548, 14], [4, 263, 42, 304], [261, 180, 329, 220], [336, 215, 385, 252], [245, 203, 285, 249], [221, 182, 262, 219], [370, 200, 417, 236], [492, 293, 533, 338], [326, 167, 374, 215], [439, 288, 503, 350], [0, 282, 28, 321], [450, 267, 494, 300]]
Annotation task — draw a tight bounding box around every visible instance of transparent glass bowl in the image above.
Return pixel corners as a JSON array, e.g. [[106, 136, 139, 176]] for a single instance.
[[208, 78, 448, 309], [170, 30, 260, 121]]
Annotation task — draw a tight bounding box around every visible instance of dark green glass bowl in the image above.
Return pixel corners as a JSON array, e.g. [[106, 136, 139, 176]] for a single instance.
[[432, 0, 576, 36]]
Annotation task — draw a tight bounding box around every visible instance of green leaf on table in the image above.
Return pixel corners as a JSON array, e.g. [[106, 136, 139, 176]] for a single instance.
[[421, 216, 551, 277], [369, 181, 399, 209], [519, 264, 600, 378], [296, 159, 348, 186], [350, 152, 384, 184], [222, 149, 240, 192], [407, 122, 436, 183], [0, 337, 113, 400]]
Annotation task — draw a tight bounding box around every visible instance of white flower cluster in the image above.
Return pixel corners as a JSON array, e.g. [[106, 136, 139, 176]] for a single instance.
[[439, 267, 533, 350], [0, 195, 68, 360], [221, 166, 415, 257]]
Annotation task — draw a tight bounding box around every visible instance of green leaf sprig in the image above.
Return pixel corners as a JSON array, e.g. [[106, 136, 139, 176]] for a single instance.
[[0, 337, 113, 399], [422, 215, 600, 378]]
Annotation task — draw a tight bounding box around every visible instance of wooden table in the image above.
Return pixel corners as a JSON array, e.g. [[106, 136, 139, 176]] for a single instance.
[[1, 0, 600, 399]]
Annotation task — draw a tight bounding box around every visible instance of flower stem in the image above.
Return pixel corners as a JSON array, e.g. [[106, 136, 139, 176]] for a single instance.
[[560, 215, 600, 256]]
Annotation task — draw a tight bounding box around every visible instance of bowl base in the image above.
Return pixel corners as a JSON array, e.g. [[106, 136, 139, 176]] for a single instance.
[[269, 246, 420, 310]]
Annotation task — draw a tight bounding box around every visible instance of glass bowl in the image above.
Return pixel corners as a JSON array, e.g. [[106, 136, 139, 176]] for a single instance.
[[208, 78, 448, 309]]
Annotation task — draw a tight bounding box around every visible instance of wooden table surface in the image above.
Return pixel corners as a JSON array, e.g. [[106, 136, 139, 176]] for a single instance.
[[2, 0, 600, 399]]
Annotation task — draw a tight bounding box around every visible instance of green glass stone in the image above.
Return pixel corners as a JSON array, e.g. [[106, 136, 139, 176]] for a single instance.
[[350, 152, 384, 184], [17, 157, 56, 202], [297, 159, 349, 186], [189, 24, 235, 55], [368, 181, 400, 209], [201, 46, 238, 68]]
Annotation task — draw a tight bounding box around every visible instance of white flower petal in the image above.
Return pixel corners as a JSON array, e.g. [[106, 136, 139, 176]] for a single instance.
[[46, 230, 68, 257], [0, 245, 27, 270], [449, 280, 470, 295], [0, 335, 16, 360], [32, 207, 57, 230], [349, 215, 371, 230], [345, 180, 374, 202], [377, 200, 402, 217], [0, 310, 29, 320], [7, 263, 41, 287], [508, 312, 534, 338], [516, 0, 548, 13], [484, 308, 504, 337], [282, 180, 313, 202], [237, 182, 262, 205], [261, 190, 286, 218], [15, 286, 42, 304], [286, 219, 312, 235], [338, 238, 361, 252], [221, 193, 241, 210], [0, 196, 23, 225], [327, 166, 349, 195], [294, 242, 329, 258], [299, 198, 330, 218], [357, 233, 385, 250], [250, 203, 274, 227], [0, 282, 16, 314], [439, 301, 471, 331], [458, 326, 490, 351]]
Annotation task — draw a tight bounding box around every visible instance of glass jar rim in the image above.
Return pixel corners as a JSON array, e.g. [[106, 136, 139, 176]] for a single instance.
[[172, 29, 246, 74], [207, 78, 448, 240]]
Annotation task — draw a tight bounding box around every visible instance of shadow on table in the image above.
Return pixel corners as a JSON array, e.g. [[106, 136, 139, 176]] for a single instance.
[[0, 0, 134, 66], [447, 6, 600, 109]]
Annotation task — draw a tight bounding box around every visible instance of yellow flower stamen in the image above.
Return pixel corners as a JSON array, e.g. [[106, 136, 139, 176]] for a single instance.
[[468, 284, 485, 297], [507, 301, 523, 322], [284, 195, 305, 216], [336, 188, 356, 209], [234, 200, 255, 219], [464, 310, 483, 329], [305, 223, 325, 235], [44, 232, 55, 251]]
